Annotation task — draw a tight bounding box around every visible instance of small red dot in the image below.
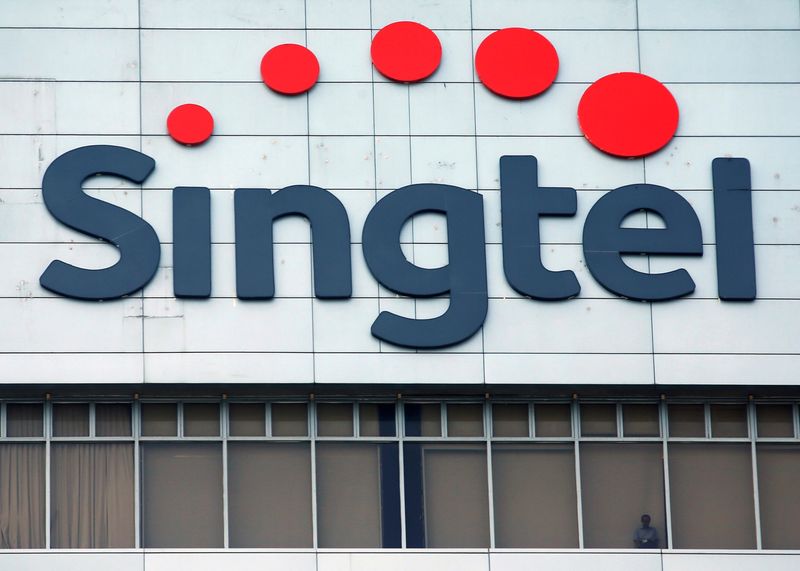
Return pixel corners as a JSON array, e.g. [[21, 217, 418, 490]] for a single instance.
[[261, 44, 319, 95], [167, 104, 214, 145], [371, 21, 442, 82], [578, 72, 679, 158], [475, 28, 559, 99]]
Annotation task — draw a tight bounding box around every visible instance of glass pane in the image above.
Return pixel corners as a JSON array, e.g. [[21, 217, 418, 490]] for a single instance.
[[668, 404, 705, 437], [492, 443, 578, 547], [51, 443, 134, 548], [141, 403, 177, 437], [142, 442, 223, 547], [183, 403, 219, 436], [581, 443, 665, 548], [228, 442, 312, 547], [359, 403, 396, 437], [316, 442, 400, 548], [757, 443, 800, 549], [404, 443, 489, 548], [317, 403, 353, 437], [534, 404, 571, 437], [580, 404, 616, 436], [95, 404, 132, 437], [404, 403, 441, 437], [229, 403, 265, 437], [53, 403, 89, 437], [757, 405, 795, 438], [0, 443, 45, 548], [447, 404, 483, 437], [272, 403, 308, 437], [711, 404, 748, 438], [622, 404, 660, 437], [492, 404, 529, 437], [668, 443, 756, 548], [6, 403, 43, 437]]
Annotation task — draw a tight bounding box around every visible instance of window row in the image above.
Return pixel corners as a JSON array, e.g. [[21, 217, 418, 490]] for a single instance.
[[2, 401, 798, 439], [1, 439, 799, 550]]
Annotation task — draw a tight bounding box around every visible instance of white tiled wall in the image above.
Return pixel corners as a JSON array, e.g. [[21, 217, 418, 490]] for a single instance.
[[1, 0, 799, 390]]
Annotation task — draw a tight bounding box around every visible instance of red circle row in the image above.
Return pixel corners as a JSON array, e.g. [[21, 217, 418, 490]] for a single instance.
[[167, 22, 679, 159]]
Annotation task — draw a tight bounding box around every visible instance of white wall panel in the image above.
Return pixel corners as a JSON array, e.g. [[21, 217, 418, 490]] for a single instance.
[[0, 553, 143, 571], [318, 552, 489, 571], [485, 353, 654, 385], [483, 299, 652, 354], [474, 84, 583, 136], [640, 31, 800, 82], [142, 298, 312, 352], [0, 29, 138, 81], [315, 353, 484, 384], [638, 0, 800, 30], [490, 552, 661, 571], [145, 552, 316, 571], [661, 553, 800, 571], [656, 354, 800, 385], [144, 352, 314, 384], [371, 0, 473, 29], [0, 0, 138, 28], [410, 83, 476, 136], [141, 0, 305, 29], [307, 0, 371, 29], [472, 0, 637, 29], [0, 354, 143, 383]]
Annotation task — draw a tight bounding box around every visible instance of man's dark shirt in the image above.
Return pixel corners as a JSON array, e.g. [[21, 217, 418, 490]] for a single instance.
[[634, 525, 659, 548]]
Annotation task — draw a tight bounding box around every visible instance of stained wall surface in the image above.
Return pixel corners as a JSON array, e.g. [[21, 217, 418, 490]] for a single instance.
[[1, 0, 799, 388]]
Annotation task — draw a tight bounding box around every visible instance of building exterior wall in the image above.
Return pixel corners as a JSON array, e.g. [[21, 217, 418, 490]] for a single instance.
[[1, 0, 799, 569]]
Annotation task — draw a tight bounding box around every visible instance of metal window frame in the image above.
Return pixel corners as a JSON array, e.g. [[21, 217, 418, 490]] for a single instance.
[[0, 396, 798, 552]]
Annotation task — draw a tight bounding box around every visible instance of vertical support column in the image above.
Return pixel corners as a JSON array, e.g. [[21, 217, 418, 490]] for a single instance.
[[222, 399, 230, 548], [572, 399, 584, 549], [749, 400, 762, 549], [310, 399, 318, 549], [45, 399, 51, 549], [398, 399, 407, 548], [485, 400, 496, 549], [134, 399, 141, 549], [660, 399, 674, 549]]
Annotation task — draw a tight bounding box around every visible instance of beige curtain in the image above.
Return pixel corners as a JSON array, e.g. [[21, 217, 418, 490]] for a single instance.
[[0, 444, 45, 548], [51, 443, 134, 548]]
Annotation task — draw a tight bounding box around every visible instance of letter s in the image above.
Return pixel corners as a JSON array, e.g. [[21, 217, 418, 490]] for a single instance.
[[39, 145, 160, 300]]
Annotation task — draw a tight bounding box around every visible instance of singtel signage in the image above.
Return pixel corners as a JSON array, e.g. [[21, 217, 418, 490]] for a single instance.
[[38, 145, 755, 349]]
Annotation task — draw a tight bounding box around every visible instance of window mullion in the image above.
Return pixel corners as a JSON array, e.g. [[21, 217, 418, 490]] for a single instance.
[[572, 399, 584, 549]]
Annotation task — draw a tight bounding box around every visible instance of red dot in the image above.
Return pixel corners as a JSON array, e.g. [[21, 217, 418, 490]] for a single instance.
[[167, 104, 214, 145], [261, 44, 319, 95], [475, 28, 559, 99], [371, 21, 442, 82], [578, 72, 679, 158]]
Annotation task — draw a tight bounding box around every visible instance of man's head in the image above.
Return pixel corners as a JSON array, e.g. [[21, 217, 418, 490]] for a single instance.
[[641, 514, 652, 527]]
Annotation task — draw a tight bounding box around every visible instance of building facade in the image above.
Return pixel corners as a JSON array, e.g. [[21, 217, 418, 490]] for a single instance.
[[1, 0, 800, 570]]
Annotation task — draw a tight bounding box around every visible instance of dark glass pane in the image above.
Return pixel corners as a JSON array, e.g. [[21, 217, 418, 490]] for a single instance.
[[95, 404, 132, 437], [229, 403, 265, 437], [404, 403, 441, 437], [581, 443, 665, 548], [758, 443, 800, 549], [668, 404, 705, 437], [142, 442, 223, 547], [272, 403, 308, 437], [141, 403, 177, 437], [183, 403, 219, 437], [710, 404, 748, 438], [53, 403, 89, 437], [492, 404, 529, 437], [51, 443, 134, 548], [669, 443, 756, 548], [317, 403, 353, 437], [492, 443, 578, 547], [6, 403, 43, 437], [622, 404, 660, 437], [228, 442, 312, 547], [757, 405, 794, 438], [534, 404, 571, 437], [581, 404, 616, 436], [316, 442, 400, 548], [447, 404, 483, 437], [359, 403, 396, 437], [0, 443, 45, 548], [404, 443, 489, 548]]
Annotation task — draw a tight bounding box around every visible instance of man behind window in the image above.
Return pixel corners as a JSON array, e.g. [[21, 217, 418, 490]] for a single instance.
[[633, 514, 659, 548]]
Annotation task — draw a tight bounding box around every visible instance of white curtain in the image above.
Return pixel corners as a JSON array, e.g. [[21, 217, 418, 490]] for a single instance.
[[0, 444, 45, 548]]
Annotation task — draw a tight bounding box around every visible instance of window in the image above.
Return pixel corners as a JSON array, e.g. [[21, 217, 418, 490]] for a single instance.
[[0, 397, 798, 550]]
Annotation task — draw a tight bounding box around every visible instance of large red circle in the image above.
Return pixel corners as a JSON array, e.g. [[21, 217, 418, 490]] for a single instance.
[[371, 21, 442, 82], [475, 28, 559, 99], [261, 44, 319, 95], [166, 103, 214, 145], [578, 72, 679, 158]]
